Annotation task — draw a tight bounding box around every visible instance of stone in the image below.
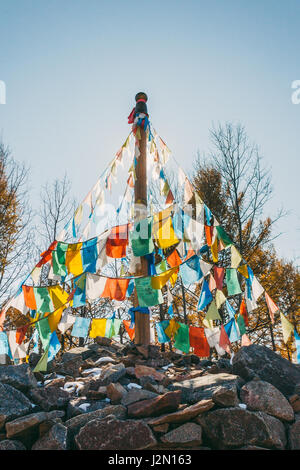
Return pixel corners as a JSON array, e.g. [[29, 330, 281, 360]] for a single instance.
[[289, 395, 300, 413], [135, 365, 165, 382], [106, 383, 127, 404], [121, 389, 158, 406], [62, 346, 95, 362], [212, 384, 240, 407], [0, 363, 37, 392], [289, 419, 300, 449], [240, 379, 294, 422], [160, 422, 202, 447], [136, 345, 149, 358], [127, 391, 181, 419], [32, 423, 69, 450], [169, 373, 241, 404], [147, 399, 214, 426], [0, 383, 33, 430], [0, 439, 26, 450], [56, 356, 84, 377], [65, 405, 127, 442], [75, 415, 157, 450], [199, 407, 287, 449], [99, 363, 126, 385], [6, 411, 47, 438], [86, 390, 107, 400], [232, 344, 300, 397], [95, 336, 112, 347], [0, 354, 12, 365], [152, 423, 169, 433], [29, 386, 70, 411]]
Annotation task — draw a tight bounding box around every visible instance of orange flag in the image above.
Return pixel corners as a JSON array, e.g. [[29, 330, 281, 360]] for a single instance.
[[239, 299, 249, 326], [167, 249, 182, 268], [123, 320, 135, 341], [106, 224, 129, 258], [101, 278, 130, 301], [265, 292, 278, 324], [22, 285, 37, 310]]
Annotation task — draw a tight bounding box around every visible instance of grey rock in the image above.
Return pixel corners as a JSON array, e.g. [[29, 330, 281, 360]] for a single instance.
[[32, 423, 69, 450], [240, 379, 294, 422], [199, 407, 287, 449], [0, 383, 33, 430], [121, 389, 158, 406], [232, 344, 300, 397], [212, 383, 240, 407], [6, 411, 47, 438], [98, 363, 126, 386], [160, 422, 202, 447], [28, 385, 70, 411], [170, 373, 241, 404], [75, 415, 157, 450], [0, 363, 37, 392]]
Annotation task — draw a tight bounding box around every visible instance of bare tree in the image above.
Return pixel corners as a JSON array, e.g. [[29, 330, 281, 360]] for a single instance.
[[37, 174, 76, 250], [0, 140, 34, 302]]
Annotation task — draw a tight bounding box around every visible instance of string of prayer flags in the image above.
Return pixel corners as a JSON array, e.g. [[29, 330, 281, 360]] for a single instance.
[[197, 279, 213, 311], [48, 331, 61, 362], [205, 299, 222, 322], [105, 318, 122, 338], [153, 210, 179, 249], [231, 245, 242, 269], [225, 300, 236, 319], [156, 321, 171, 343], [167, 249, 182, 268], [72, 317, 91, 338], [179, 255, 203, 287], [225, 269, 242, 296], [101, 278, 130, 302], [58, 309, 76, 334], [215, 289, 227, 309], [123, 320, 135, 341], [151, 267, 179, 290], [106, 225, 129, 259], [224, 318, 240, 343], [239, 299, 249, 326], [189, 326, 210, 357], [85, 273, 107, 301], [36, 317, 52, 350], [89, 318, 107, 338], [251, 276, 265, 301], [173, 322, 190, 354], [213, 267, 225, 290], [236, 314, 247, 336], [209, 273, 217, 291], [216, 226, 233, 247], [280, 312, 294, 344], [265, 292, 279, 324], [134, 277, 163, 307], [205, 327, 226, 356], [130, 217, 154, 257]]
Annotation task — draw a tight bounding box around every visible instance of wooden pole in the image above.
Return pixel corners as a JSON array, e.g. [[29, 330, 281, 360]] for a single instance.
[[133, 92, 150, 346]]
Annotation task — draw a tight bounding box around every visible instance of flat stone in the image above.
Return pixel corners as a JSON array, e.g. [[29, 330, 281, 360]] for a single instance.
[[32, 423, 69, 450], [127, 391, 181, 419], [169, 373, 241, 404], [240, 379, 294, 422], [75, 415, 157, 450], [135, 365, 165, 382], [106, 383, 127, 404], [147, 399, 214, 426], [0, 383, 33, 430], [121, 389, 158, 406], [160, 422, 202, 447], [212, 384, 240, 407], [29, 386, 70, 411], [0, 363, 37, 392], [98, 363, 126, 386], [65, 405, 127, 442], [6, 411, 47, 438], [199, 407, 287, 449], [232, 344, 300, 397]]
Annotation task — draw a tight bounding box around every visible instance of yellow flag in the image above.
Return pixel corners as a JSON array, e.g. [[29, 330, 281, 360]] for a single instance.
[[165, 319, 180, 338], [238, 264, 249, 278], [89, 318, 107, 338], [215, 289, 227, 309], [65, 243, 83, 276], [211, 231, 219, 263], [280, 312, 294, 344], [153, 208, 179, 249], [74, 205, 83, 225], [231, 245, 242, 269], [151, 267, 179, 290], [48, 285, 69, 310], [205, 300, 221, 321], [46, 307, 64, 333]]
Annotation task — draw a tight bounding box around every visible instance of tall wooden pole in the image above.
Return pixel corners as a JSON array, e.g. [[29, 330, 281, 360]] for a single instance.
[[133, 92, 150, 346]]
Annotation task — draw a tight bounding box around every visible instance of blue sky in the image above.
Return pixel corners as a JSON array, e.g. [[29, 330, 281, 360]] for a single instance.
[[0, 0, 299, 261]]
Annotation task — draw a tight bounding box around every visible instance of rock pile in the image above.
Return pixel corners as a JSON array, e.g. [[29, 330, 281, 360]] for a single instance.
[[1, 340, 300, 450]]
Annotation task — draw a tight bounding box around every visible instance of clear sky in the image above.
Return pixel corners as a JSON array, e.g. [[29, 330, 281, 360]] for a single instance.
[[0, 0, 299, 262]]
